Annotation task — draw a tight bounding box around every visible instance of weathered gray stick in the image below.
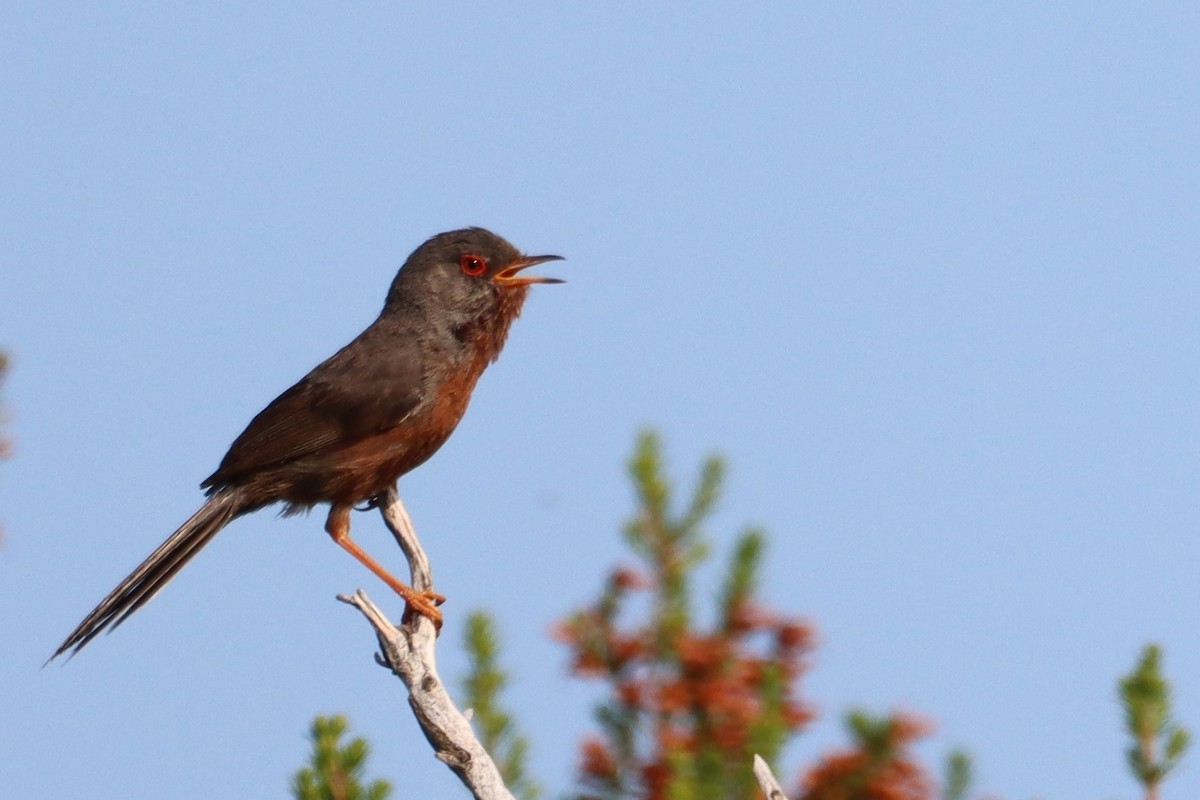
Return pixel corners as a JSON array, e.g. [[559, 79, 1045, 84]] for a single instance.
[[752, 754, 791, 800], [338, 484, 515, 800]]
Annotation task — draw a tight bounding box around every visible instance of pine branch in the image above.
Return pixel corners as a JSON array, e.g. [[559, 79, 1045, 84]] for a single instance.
[[1119, 644, 1191, 800], [942, 750, 972, 800], [463, 611, 540, 800], [558, 432, 816, 800], [291, 714, 392, 800]]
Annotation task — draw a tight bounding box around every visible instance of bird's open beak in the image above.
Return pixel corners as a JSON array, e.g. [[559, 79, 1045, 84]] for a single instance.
[[494, 254, 566, 287]]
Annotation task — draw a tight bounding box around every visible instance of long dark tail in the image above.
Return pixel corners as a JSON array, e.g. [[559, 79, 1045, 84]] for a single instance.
[[50, 488, 246, 662]]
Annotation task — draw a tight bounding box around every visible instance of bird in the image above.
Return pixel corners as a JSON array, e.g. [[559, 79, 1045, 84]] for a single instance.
[[51, 227, 563, 661]]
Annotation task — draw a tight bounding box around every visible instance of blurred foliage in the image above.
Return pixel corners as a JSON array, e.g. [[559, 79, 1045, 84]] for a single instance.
[[0, 351, 10, 544], [1119, 644, 1190, 800], [556, 430, 825, 800], [800, 710, 934, 800], [291, 715, 391, 800], [463, 610, 540, 800], [941, 750, 972, 800], [0, 351, 10, 460], [288, 433, 1194, 800]]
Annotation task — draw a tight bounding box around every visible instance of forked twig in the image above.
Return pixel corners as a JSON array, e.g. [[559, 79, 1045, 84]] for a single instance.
[[338, 485, 515, 800]]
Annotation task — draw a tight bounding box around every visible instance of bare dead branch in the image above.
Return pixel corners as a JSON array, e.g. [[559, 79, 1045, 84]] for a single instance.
[[338, 485, 516, 800], [753, 754, 791, 800]]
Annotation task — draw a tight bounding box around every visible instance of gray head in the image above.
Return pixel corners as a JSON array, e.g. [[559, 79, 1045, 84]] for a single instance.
[[384, 228, 563, 321]]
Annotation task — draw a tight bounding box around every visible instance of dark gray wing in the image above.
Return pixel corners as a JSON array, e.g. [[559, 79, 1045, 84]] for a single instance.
[[201, 324, 424, 489]]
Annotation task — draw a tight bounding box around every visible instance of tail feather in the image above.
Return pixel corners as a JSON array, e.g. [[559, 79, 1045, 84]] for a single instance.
[[50, 489, 245, 662]]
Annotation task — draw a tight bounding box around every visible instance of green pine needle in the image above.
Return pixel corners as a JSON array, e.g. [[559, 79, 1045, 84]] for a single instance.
[[943, 749, 973, 800], [462, 611, 540, 800], [1118, 644, 1191, 795], [290, 715, 391, 800]]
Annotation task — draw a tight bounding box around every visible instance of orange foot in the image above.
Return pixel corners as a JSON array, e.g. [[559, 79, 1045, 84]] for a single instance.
[[325, 506, 448, 633], [399, 587, 447, 630]]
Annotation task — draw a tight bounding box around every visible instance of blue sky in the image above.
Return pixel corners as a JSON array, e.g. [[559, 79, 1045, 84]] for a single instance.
[[3, 3, 1198, 798]]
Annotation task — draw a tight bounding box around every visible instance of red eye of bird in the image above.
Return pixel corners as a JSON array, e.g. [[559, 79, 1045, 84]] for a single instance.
[[460, 254, 487, 277]]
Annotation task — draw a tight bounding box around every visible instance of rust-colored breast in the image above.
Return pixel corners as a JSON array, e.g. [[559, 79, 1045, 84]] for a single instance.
[[264, 285, 529, 510], [295, 327, 502, 507]]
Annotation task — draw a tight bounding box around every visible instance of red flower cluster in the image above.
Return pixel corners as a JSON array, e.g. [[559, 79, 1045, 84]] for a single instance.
[[800, 713, 934, 800], [555, 561, 816, 800], [556, 437, 941, 800]]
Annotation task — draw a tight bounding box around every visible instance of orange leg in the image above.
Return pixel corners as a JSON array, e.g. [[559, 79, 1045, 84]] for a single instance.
[[325, 504, 445, 630]]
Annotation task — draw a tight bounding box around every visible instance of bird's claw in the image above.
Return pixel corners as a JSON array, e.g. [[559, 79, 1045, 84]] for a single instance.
[[354, 496, 383, 513], [400, 588, 446, 633]]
